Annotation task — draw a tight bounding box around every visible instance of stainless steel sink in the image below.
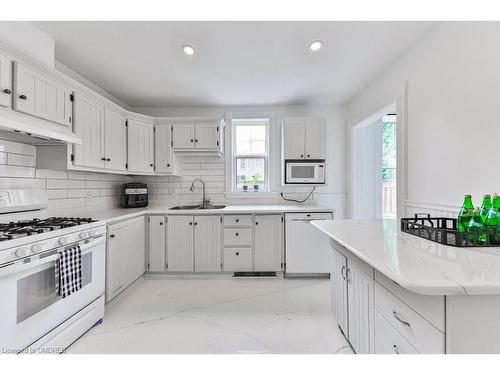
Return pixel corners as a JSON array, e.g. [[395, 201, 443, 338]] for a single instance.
[[169, 204, 226, 210]]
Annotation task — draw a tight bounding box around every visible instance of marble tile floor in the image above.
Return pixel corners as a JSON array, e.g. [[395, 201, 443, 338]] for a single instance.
[[66, 276, 353, 354]]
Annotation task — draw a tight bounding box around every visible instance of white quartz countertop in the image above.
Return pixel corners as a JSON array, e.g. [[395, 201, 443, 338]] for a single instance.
[[311, 219, 500, 296], [70, 204, 334, 224]]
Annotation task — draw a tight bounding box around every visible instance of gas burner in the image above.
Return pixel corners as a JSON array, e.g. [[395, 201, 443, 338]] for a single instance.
[[0, 217, 97, 241]]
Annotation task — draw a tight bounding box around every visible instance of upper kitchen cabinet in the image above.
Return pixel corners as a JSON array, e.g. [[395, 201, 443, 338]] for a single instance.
[[0, 52, 12, 108], [12, 62, 73, 127], [283, 117, 327, 160], [154, 123, 180, 175], [104, 108, 127, 172], [127, 118, 154, 174], [72, 92, 105, 169], [171, 118, 225, 154]]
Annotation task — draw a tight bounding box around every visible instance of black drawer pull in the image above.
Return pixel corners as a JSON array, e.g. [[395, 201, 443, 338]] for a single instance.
[[255, 222, 259, 225], [19, 94, 27, 100], [2, 88, 12, 95], [110, 234, 115, 238], [235, 232, 239, 236], [235, 219, 239, 223], [236, 252, 239, 256]]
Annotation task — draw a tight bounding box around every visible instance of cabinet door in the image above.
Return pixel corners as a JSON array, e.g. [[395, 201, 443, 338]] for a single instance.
[[106, 226, 125, 302], [148, 216, 166, 272], [195, 124, 218, 149], [0, 52, 12, 108], [154, 125, 173, 173], [194, 215, 221, 272], [167, 216, 194, 272], [347, 257, 375, 354], [331, 248, 348, 336], [73, 93, 105, 169], [305, 117, 327, 159], [254, 215, 283, 271], [123, 216, 146, 283], [104, 108, 127, 171], [283, 118, 306, 159], [13, 62, 72, 126], [127, 119, 154, 173], [172, 124, 195, 149]]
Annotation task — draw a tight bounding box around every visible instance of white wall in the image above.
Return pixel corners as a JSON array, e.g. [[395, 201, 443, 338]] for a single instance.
[[133, 104, 347, 216], [347, 22, 500, 214], [0, 22, 54, 68]]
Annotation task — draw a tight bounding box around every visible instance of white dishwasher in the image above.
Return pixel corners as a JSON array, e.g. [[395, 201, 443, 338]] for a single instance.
[[285, 212, 333, 275]]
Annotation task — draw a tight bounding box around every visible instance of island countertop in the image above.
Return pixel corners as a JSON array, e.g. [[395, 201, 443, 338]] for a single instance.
[[310, 219, 500, 296]]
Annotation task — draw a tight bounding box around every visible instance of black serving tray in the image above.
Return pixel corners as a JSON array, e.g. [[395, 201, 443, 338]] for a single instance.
[[401, 213, 500, 247]]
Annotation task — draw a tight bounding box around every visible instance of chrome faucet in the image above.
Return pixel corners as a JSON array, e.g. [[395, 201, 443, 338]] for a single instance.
[[189, 178, 209, 208]]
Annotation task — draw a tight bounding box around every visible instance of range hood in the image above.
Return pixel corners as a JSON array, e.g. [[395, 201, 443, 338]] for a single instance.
[[0, 107, 82, 145]]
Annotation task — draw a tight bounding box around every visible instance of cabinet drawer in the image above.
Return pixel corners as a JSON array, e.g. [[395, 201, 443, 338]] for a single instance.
[[224, 228, 252, 246], [223, 215, 252, 227], [224, 248, 252, 271], [375, 311, 417, 354], [375, 270, 445, 330], [375, 282, 445, 353]]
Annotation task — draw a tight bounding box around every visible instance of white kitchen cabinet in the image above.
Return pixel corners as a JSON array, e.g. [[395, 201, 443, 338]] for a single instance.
[[13, 62, 72, 126], [72, 92, 105, 169], [0, 52, 12, 108], [154, 124, 180, 175], [330, 247, 348, 336], [283, 117, 326, 160], [167, 215, 194, 272], [172, 120, 224, 154], [172, 124, 195, 149], [148, 215, 166, 272], [283, 118, 306, 159], [127, 119, 154, 173], [194, 216, 222, 272], [254, 215, 283, 272], [103, 108, 127, 171], [347, 255, 375, 354], [106, 216, 146, 303], [304, 117, 327, 159]]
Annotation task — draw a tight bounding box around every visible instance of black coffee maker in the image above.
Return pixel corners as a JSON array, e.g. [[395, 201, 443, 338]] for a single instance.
[[120, 183, 148, 208]]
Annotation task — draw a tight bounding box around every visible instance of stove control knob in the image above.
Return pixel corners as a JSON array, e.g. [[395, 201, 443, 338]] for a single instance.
[[31, 243, 42, 254], [15, 247, 28, 258], [58, 237, 68, 246], [79, 231, 89, 240], [88, 229, 96, 237]]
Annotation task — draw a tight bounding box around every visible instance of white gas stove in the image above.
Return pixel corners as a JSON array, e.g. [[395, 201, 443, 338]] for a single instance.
[[0, 190, 106, 354]]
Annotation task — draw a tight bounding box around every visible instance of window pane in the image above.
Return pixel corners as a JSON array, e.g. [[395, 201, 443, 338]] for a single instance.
[[236, 157, 265, 190], [235, 125, 266, 156]]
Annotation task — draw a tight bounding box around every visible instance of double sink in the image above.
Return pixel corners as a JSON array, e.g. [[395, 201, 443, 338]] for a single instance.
[[169, 204, 226, 210]]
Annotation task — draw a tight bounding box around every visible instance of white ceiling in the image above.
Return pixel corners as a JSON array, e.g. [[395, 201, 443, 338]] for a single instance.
[[32, 22, 434, 108]]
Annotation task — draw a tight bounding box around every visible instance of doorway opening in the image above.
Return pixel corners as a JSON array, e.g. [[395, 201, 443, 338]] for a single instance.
[[350, 103, 398, 219]]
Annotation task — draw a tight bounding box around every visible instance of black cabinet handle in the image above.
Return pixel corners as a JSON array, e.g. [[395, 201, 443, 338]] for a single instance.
[[307, 154, 311, 157], [167, 163, 170, 167], [160, 222, 163, 225], [101, 157, 106, 161], [235, 232, 239, 236], [255, 222, 259, 225], [235, 219, 239, 223], [236, 252, 239, 256], [194, 222, 198, 225], [106, 158, 111, 161], [300, 154, 304, 158], [150, 163, 153, 167], [110, 234, 115, 238], [189, 222, 193, 225], [19, 94, 27, 100], [195, 139, 198, 142], [2, 88, 12, 95], [190, 139, 194, 142]]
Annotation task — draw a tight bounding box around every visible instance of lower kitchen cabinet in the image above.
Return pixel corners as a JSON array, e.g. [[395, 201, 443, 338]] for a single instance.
[[106, 216, 146, 302], [167, 216, 194, 272], [254, 215, 283, 271], [194, 216, 222, 272], [148, 215, 166, 272], [330, 243, 374, 354]]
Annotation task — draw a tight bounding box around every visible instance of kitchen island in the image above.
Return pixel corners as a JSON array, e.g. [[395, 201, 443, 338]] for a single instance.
[[311, 219, 500, 354]]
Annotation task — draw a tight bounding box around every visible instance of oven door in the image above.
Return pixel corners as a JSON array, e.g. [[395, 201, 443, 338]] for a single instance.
[[285, 162, 325, 184], [0, 236, 105, 353]]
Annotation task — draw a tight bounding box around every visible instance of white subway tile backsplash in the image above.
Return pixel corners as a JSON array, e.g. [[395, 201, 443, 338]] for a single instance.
[[7, 153, 35, 167], [36, 169, 68, 179], [0, 140, 36, 156], [0, 152, 7, 164], [0, 165, 35, 178]]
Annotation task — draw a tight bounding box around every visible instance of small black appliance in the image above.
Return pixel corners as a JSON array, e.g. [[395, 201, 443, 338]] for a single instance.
[[121, 183, 148, 208]]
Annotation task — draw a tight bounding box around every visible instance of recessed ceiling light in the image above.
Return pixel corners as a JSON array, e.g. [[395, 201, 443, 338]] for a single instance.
[[182, 45, 195, 56], [309, 40, 323, 52]]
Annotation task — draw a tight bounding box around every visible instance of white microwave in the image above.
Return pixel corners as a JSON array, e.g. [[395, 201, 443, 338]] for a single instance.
[[285, 160, 326, 184]]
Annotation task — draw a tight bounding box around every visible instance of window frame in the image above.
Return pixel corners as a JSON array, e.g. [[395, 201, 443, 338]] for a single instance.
[[231, 118, 270, 193]]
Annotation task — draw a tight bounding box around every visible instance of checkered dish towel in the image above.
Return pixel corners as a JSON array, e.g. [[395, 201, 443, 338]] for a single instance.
[[58, 245, 82, 298]]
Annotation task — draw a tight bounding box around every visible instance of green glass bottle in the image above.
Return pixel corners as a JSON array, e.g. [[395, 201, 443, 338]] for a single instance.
[[485, 195, 500, 245], [467, 208, 485, 244], [457, 195, 474, 232], [480, 194, 492, 224]]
